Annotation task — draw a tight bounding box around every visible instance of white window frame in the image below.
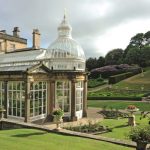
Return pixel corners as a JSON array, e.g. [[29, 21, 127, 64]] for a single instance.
[[7, 81, 25, 119], [30, 81, 47, 120], [75, 81, 83, 112], [55, 80, 71, 116]]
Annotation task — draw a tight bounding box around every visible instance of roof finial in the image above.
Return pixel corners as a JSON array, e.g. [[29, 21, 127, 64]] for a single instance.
[[64, 8, 67, 20]]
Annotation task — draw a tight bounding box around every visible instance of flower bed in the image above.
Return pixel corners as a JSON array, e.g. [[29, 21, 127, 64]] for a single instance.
[[100, 110, 129, 119], [64, 122, 112, 134]]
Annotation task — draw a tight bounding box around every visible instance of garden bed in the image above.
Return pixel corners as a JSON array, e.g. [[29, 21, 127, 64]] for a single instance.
[[64, 122, 112, 134], [99, 110, 129, 119]]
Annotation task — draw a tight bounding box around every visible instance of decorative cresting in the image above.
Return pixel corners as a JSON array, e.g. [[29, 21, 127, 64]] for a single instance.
[[46, 13, 85, 61]]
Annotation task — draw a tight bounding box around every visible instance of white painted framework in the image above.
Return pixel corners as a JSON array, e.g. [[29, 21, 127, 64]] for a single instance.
[[7, 81, 25, 118], [30, 82, 47, 120], [55, 80, 71, 116]]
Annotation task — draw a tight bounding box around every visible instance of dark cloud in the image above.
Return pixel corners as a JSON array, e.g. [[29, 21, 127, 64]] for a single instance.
[[0, 0, 150, 57]]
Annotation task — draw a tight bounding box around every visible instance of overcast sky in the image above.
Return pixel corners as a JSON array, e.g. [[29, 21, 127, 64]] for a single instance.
[[0, 0, 150, 58]]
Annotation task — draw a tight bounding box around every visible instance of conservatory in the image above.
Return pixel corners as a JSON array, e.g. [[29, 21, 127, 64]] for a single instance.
[[0, 14, 88, 122]]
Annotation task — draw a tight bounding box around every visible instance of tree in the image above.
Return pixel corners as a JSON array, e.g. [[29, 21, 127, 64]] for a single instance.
[[140, 46, 150, 67], [97, 56, 105, 68], [130, 33, 144, 49], [105, 49, 124, 65], [124, 47, 142, 66], [86, 57, 98, 71], [124, 33, 144, 58]]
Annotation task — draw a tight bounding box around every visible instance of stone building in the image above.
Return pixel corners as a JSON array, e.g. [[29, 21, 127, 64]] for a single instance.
[[0, 15, 88, 122], [0, 27, 27, 53]]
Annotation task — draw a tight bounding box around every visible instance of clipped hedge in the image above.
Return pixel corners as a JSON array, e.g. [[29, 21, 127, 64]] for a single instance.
[[87, 96, 142, 101], [109, 72, 133, 84], [88, 82, 106, 88]]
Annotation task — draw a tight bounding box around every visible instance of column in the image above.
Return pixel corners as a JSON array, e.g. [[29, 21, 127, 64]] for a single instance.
[[24, 78, 30, 122], [71, 80, 77, 121], [49, 81, 55, 114], [4, 81, 8, 118], [47, 81, 51, 115], [83, 76, 88, 117]]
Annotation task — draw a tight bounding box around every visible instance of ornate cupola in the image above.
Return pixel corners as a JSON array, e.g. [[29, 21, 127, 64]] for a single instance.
[[57, 14, 72, 38], [46, 12, 86, 71]]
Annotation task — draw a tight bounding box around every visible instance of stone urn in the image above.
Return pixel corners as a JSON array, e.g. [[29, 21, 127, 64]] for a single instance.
[[53, 115, 63, 130], [127, 105, 139, 126], [0, 107, 6, 120], [52, 109, 64, 130]]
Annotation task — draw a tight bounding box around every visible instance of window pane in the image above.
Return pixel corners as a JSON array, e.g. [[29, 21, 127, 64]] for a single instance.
[[55, 81, 70, 113], [30, 82, 47, 117], [8, 81, 25, 117]]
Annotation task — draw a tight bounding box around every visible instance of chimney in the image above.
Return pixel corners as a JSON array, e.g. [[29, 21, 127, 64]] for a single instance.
[[13, 27, 20, 37], [32, 29, 40, 49]]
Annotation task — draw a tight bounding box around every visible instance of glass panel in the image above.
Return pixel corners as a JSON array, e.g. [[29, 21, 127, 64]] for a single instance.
[[55, 81, 70, 113], [57, 90, 63, 96], [22, 109, 25, 117], [57, 81, 63, 89], [75, 81, 83, 111], [64, 105, 69, 112], [8, 81, 25, 117], [30, 82, 47, 117]]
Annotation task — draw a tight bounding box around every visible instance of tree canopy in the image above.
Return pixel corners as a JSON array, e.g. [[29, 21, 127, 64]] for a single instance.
[[86, 30, 150, 71]]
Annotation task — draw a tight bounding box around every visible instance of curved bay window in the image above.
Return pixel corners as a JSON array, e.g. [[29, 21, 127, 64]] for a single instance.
[[55, 81, 71, 114], [8, 82, 25, 118], [0, 82, 4, 107], [76, 81, 83, 111], [30, 82, 47, 119]]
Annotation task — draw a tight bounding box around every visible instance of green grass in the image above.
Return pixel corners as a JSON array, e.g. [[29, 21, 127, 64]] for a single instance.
[[0, 129, 134, 150], [88, 100, 150, 111], [114, 70, 150, 90], [88, 70, 150, 98], [88, 88, 145, 97], [88, 78, 106, 88], [99, 115, 148, 141]]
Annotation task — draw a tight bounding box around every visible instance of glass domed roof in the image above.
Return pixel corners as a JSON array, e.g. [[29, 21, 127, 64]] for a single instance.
[[46, 14, 85, 60]]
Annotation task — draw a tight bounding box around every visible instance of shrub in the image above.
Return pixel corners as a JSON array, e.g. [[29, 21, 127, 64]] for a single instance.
[[87, 96, 142, 101], [129, 125, 150, 143], [64, 122, 111, 133], [90, 64, 141, 79], [53, 109, 64, 117], [109, 72, 133, 84]]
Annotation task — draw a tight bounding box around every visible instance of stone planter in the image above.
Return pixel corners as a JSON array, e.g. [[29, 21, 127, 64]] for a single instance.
[[127, 108, 139, 126], [0, 109, 6, 120], [136, 141, 148, 150], [53, 115, 63, 130]]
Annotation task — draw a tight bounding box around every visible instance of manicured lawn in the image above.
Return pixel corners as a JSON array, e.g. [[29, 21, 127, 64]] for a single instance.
[[114, 70, 150, 90], [88, 100, 150, 111], [88, 70, 150, 98], [88, 78, 106, 88], [99, 115, 148, 140], [88, 88, 145, 97], [0, 129, 134, 150]]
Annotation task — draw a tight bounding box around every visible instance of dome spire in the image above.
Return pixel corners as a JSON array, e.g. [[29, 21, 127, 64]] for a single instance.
[[64, 8, 67, 20], [57, 9, 72, 38]]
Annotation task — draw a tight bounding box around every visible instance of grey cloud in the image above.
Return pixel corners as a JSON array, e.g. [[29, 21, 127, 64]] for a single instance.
[[0, 0, 150, 58]]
